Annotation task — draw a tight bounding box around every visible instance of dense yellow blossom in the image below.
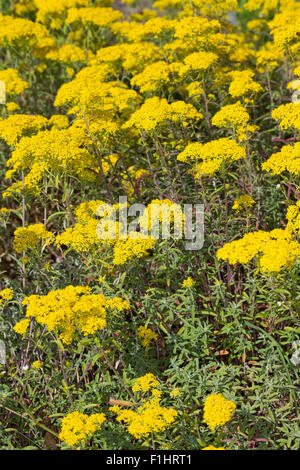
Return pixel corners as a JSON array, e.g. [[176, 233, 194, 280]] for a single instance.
[[154, 0, 238, 18], [54, 69, 140, 130], [123, 97, 202, 132], [5, 125, 96, 194], [48, 115, 69, 129], [0, 69, 28, 96], [59, 411, 106, 446], [66, 7, 123, 27], [5, 102, 20, 112], [262, 143, 300, 175], [14, 285, 130, 344], [256, 43, 284, 71], [0, 288, 14, 307], [33, 0, 102, 27], [1, 0, 298, 452], [31, 360, 42, 370], [269, 4, 300, 49], [177, 138, 246, 176], [272, 103, 300, 131], [13, 224, 54, 253], [203, 394, 236, 430], [228, 70, 263, 98], [112, 236, 157, 265], [212, 102, 258, 141], [0, 13, 55, 56], [46, 44, 90, 63], [129, 9, 158, 22], [111, 374, 177, 439], [111, 400, 177, 439], [56, 199, 158, 266], [93, 42, 162, 74], [183, 51, 218, 73], [131, 61, 175, 93], [217, 225, 300, 273], [185, 81, 204, 99], [0, 115, 48, 146], [202, 445, 226, 450], [244, 0, 280, 15], [286, 201, 300, 236], [232, 195, 255, 212], [182, 277, 194, 287], [13, 318, 30, 337], [137, 326, 158, 348], [132, 373, 160, 393]]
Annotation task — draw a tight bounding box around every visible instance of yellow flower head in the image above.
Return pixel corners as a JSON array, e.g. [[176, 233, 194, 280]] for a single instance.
[[59, 411, 106, 447], [31, 360, 43, 370], [232, 195, 255, 212], [182, 277, 194, 287], [203, 393, 236, 430], [137, 326, 158, 348]]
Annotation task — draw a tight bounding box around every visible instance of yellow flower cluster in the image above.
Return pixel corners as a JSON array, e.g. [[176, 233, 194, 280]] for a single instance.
[[177, 138, 246, 177], [14, 285, 130, 344], [202, 445, 226, 450], [34, 0, 93, 27], [94, 42, 161, 74], [66, 7, 123, 27], [54, 68, 139, 135], [217, 225, 300, 274], [132, 373, 160, 393], [31, 360, 43, 370], [137, 198, 184, 237], [0, 69, 28, 96], [112, 237, 157, 265], [110, 374, 177, 439], [256, 44, 284, 72], [286, 200, 300, 236], [57, 198, 185, 267], [13, 318, 30, 337], [262, 142, 300, 175], [154, 0, 238, 18], [269, 3, 300, 49], [183, 51, 218, 72], [0, 288, 14, 307], [170, 388, 181, 398], [5, 102, 20, 112], [232, 195, 255, 212], [185, 81, 204, 99], [271, 103, 300, 131], [228, 70, 263, 98], [212, 102, 258, 141], [59, 411, 106, 447], [123, 97, 202, 132], [46, 44, 89, 63], [56, 199, 154, 265], [244, 0, 280, 16], [14, 0, 37, 16], [0, 13, 55, 56], [13, 224, 54, 254], [131, 61, 178, 94], [182, 277, 194, 287], [5, 124, 96, 195], [203, 393, 236, 430], [0, 114, 48, 146], [137, 326, 158, 348]]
